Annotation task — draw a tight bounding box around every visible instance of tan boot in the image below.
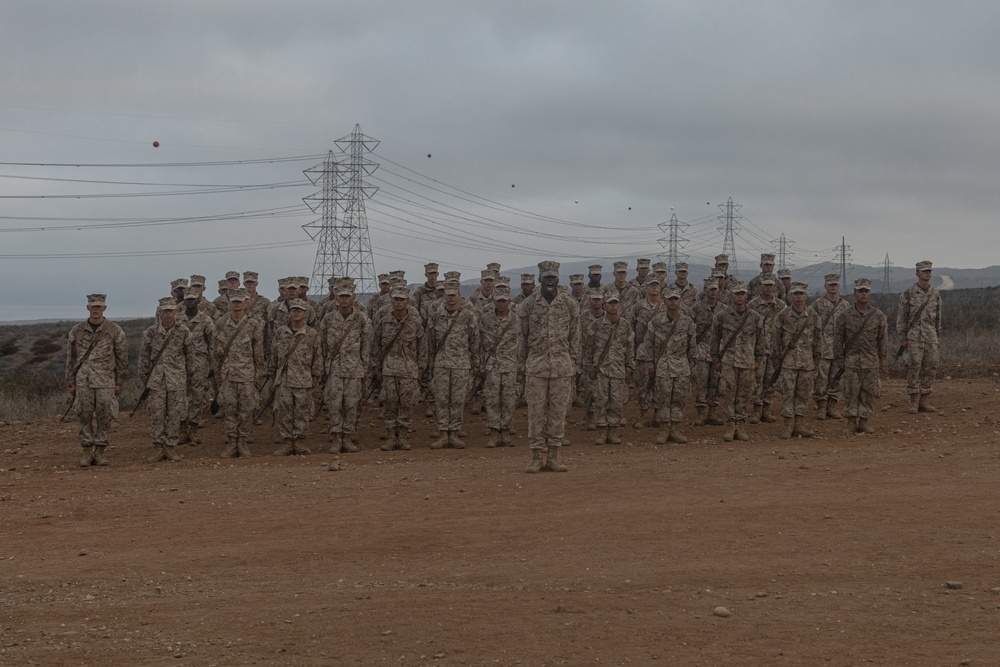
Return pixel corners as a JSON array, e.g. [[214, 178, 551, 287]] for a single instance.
[[606, 427, 622, 445], [329, 434, 344, 454], [706, 406, 724, 426], [430, 431, 448, 450], [792, 416, 814, 438], [734, 421, 751, 441], [341, 434, 359, 453], [501, 429, 515, 447], [92, 446, 109, 466], [815, 400, 828, 421], [633, 409, 648, 429], [188, 423, 201, 445], [918, 395, 937, 413], [826, 400, 843, 419], [761, 405, 776, 423], [273, 439, 295, 456], [485, 429, 501, 448], [844, 417, 858, 435], [220, 438, 239, 458], [396, 428, 411, 451], [858, 417, 876, 434], [693, 406, 707, 426], [907, 395, 919, 414], [583, 414, 596, 431], [723, 421, 736, 442], [146, 445, 167, 464], [780, 417, 794, 439], [749, 405, 762, 425], [293, 439, 311, 455], [594, 428, 607, 445], [237, 439, 252, 458], [448, 431, 465, 449], [78, 446, 95, 467], [525, 448, 545, 474], [669, 422, 688, 444], [379, 426, 396, 450], [654, 427, 669, 445], [164, 446, 183, 462], [544, 446, 568, 472], [177, 422, 191, 445]]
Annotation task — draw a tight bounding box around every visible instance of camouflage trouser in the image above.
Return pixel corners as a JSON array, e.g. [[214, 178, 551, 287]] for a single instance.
[[813, 358, 842, 403], [186, 360, 211, 427], [592, 373, 629, 428], [219, 380, 259, 441], [381, 375, 420, 430], [484, 369, 517, 431], [325, 376, 363, 436], [719, 364, 755, 422], [655, 374, 690, 424], [76, 382, 115, 447], [149, 387, 185, 447], [274, 385, 313, 440], [778, 368, 813, 418], [752, 355, 778, 407], [525, 375, 573, 450], [431, 368, 471, 433], [905, 344, 938, 395], [576, 370, 592, 407], [634, 361, 654, 410], [844, 368, 881, 418], [691, 359, 720, 408]]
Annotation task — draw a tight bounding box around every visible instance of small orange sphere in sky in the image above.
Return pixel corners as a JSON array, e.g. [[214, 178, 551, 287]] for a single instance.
[[153, 141, 160, 148]]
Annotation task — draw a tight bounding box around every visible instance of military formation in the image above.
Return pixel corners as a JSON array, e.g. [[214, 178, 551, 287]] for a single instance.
[[66, 257, 943, 472]]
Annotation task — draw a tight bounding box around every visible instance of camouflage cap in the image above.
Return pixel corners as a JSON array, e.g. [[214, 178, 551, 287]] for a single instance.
[[602, 292, 621, 303], [225, 271, 240, 281], [715, 254, 729, 264], [183, 287, 200, 299], [389, 285, 410, 299], [87, 293, 107, 306], [443, 270, 461, 281], [587, 288, 604, 300], [613, 261, 628, 272], [327, 275, 340, 287], [759, 273, 776, 285], [480, 269, 496, 280], [588, 264, 603, 274], [675, 262, 689, 271], [389, 276, 407, 287], [389, 270, 405, 278], [424, 262, 439, 273], [569, 274, 585, 285], [789, 282, 808, 294], [217, 279, 228, 289], [854, 277, 873, 290], [760, 253, 775, 263], [662, 286, 682, 299], [434, 280, 445, 290], [730, 281, 748, 294], [229, 288, 250, 302], [157, 296, 178, 311], [287, 298, 308, 311], [652, 261, 667, 272], [493, 286, 511, 302], [824, 273, 841, 285], [189, 274, 206, 287], [645, 277, 661, 287], [711, 268, 726, 278], [170, 278, 189, 290], [916, 260, 933, 271], [336, 282, 355, 297], [243, 271, 259, 283], [777, 268, 792, 278], [495, 275, 511, 287], [486, 262, 501, 273], [520, 273, 536, 284], [703, 277, 719, 289], [538, 260, 560, 278], [378, 273, 391, 284], [443, 280, 461, 295], [296, 276, 310, 288], [277, 277, 293, 289], [636, 258, 651, 268]]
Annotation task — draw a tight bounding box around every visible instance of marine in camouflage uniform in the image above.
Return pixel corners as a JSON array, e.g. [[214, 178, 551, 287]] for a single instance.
[[627, 277, 664, 428], [512, 273, 536, 305], [690, 278, 723, 426], [713, 255, 737, 306], [427, 280, 479, 449], [66, 294, 128, 467], [244, 271, 272, 322], [777, 268, 793, 306], [479, 286, 521, 447], [367, 274, 392, 321], [810, 274, 850, 419], [897, 260, 943, 414], [772, 282, 822, 438], [140, 298, 197, 463], [636, 287, 696, 444], [628, 258, 651, 291], [587, 264, 603, 290], [467, 268, 497, 310], [519, 261, 579, 473], [584, 293, 635, 444], [835, 278, 889, 434], [373, 286, 426, 450], [711, 281, 765, 442], [177, 288, 215, 445], [189, 275, 219, 319], [321, 284, 372, 453], [268, 299, 324, 455], [577, 289, 605, 425], [214, 271, 241, 318], [668, 262, 698, 314], [567, 274, 586, 306], [746, 274, 786, 424], [601, 260, 641, 312], [213, 289, 265, 457], [411, 262, 439, 314], [748, 253, 787, 302]]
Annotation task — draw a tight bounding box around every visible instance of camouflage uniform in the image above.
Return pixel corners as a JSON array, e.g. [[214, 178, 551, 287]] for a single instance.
[[427, 302, 479, 446], [321, 306, 372, 451], [248, 294, 272, 322], [479, 305, 520, 445], [690, 298, 722, 420], [670, 281, 699, 314], [66, 307, 128, 463], [213, 309, 265, 454], [177, 306, 215, 439], [600, 281, 641, 312], [268, 320, 323, 453], [835, 299, 889, 429], [576, 293, 604, 420], [627, 295, 664, 426], [772, 297, 822, 434], [636, 307, 696, 442], [897, 270, 942, 406], [373, 301, 426, 449], [711, 302, 765, 438], [747, 294, 786, 421], [810, 291, 850, 416], [584, 311, 635, 439], [139, 315, 196, 459]]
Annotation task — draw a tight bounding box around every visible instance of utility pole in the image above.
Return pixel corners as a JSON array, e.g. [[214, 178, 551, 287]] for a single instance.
[[835, 236, 852, 287], [657, 212, 688, 275], [881, 253, 893, 294], [302, 124, 379, 297], [717, 197, 742, 278], [772, 233, 794, 271]]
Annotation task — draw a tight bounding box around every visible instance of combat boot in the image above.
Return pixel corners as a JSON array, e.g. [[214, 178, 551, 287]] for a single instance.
[[668, 422, 688, 444], [273, 439, 295, 456], [78, 446, 95, 467], [220, 438, 238, 458], [815, 400, 828, 420], [918, 395, 937, 413], [792, 416, 814, 438], [544, 446, 568, 473], [693, 406, 707, 426], [761, 405, 777, 423], [706, 406, 724, 426], [329, 434, 344, 454], [146, 445, 167, 464], [164, 446, 183, 462], [430, 431, 448, 449], [525, 448, 545, 474], [633, 409, 648, 429], [594, 428, 607, 445], [654, 427, 669, 445], [448, 431, 465, 449], [907, 395, 919, 414], [177, 422, 191, 445], [500, 429, 515, 447], [293, 439, 311, 455], [749, 405, 762, 425], [722, 421, 736, 442], [583, 415, 596, 431], [396, 428, 411, 451], [844, 416, 858, 435], [734, 421, 751, 441], [606, 427, 622, 445], [379, 426, 396, 450], [92, 446, 109, 466], [858, 417, 876, 434], [236, 439, 252, 458], [188, 423, 201, 445], [485, 429, 501, 448], [341, 434, 359, 453], [780, 417, 794, 439], [826, 400, 843, 419]]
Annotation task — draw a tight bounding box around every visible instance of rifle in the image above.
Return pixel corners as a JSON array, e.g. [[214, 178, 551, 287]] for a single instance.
[[130, 387, 151, 418], [131, 324, 178, 418], [889, 345, 905, 371], [363, 371, 382, 402], [57, 395, 76, 422]]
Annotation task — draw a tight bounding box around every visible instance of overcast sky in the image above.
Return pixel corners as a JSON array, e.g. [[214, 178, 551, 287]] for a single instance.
[[2, 1, 997, 320]]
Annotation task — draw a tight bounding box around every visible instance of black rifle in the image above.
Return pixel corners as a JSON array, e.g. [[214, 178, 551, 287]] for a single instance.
[[129, 387, 151, 418], [57, 395, 76, 422]]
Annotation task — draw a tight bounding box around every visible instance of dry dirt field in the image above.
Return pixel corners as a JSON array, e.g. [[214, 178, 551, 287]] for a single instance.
[[2, 377, 999, 666]]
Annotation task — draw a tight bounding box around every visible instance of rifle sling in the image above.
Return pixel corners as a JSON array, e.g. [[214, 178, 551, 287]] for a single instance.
[[654, 315, 682, 366], [840, 309, 872, 360], [143, 325, 178, 386], [70, 319, 110, 380], [217, 316, 251, 373], [325, 315, 358, 375], [901, 292, 933, 339], [777, 310, 814, 366], [593, 318, 620, 373], [272, 330, 307, 386], [718, 309, 752, 360], [379, 312, 410, 367], [432, 308, 463, 363]]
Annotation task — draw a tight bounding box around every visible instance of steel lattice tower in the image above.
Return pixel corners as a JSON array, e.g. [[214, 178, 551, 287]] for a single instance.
[[772, 233, 794, 270], [881, 253, 893, 294], [656, 212, 689, 275], [717, 197, 742, 278], [835, 236, 853, 287], [302, 124, 379, 297]]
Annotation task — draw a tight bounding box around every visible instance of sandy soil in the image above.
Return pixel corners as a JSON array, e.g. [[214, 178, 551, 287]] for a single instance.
[[2, 377, 999, 666]]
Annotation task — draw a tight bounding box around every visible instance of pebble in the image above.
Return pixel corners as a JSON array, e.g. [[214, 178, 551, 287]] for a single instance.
[[327, 463, 341, 472], [79, 550, 89, 556], [946, 581, 964, 590], [712, 606, 731, 618]]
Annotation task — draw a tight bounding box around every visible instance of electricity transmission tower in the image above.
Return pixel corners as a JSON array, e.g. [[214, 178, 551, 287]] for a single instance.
[[835, 236, 852, 287], [772, 233, 794, 270], [657, 212, 688, 275], [881, 253, 893, 294], [302, 124, 379, 296], [717, 197, 742, 278]]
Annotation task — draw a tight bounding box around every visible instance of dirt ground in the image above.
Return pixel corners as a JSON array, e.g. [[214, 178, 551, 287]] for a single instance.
[[2, 377, 999, 666]]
